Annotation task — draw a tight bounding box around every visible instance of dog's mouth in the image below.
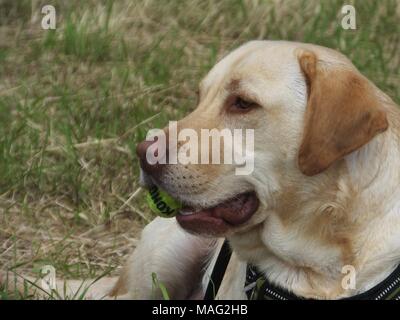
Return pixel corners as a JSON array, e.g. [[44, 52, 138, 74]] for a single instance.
[[176, 191, 260, 235]]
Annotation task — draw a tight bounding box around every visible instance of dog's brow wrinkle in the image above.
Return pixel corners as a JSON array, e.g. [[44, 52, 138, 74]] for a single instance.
[[227, 79, 241, 92]]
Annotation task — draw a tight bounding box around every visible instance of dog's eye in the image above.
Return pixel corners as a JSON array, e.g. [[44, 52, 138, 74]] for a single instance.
[[231, 97, 255, 111]]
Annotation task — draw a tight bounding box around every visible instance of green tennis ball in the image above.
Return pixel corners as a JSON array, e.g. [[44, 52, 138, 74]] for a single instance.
[[146, 185, 182, 218]]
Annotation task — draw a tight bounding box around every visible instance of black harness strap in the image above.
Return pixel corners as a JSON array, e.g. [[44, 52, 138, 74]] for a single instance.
[[204, 239, 232, 300], [245, 263, 400, 300], [204, 239, 400, 300]]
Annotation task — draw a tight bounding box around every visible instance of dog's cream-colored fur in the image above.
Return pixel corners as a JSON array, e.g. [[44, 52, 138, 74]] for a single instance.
[[4, 41, 400, 300], [113, 41, 400, 300]]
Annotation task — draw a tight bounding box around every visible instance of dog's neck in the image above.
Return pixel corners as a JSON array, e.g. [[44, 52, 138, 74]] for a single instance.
[[230, 103, 400, 299], [343, 105, 400, 292]]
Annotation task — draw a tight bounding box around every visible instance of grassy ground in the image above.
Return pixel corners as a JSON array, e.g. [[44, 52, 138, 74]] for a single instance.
[[0, 0, 399, 299]]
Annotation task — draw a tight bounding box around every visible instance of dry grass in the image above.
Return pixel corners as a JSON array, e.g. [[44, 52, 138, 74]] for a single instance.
[[0, 0, 399, 299]]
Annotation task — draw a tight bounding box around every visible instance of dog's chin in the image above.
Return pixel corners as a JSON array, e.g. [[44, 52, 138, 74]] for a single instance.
[[176, 191, 260, 236]]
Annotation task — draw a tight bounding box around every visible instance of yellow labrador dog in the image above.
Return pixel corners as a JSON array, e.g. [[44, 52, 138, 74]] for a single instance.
[[3, 40, 400, 300], [109, 40, 400, 300]]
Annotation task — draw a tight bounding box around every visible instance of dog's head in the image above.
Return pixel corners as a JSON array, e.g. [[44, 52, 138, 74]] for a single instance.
[[137, 41, 388, 237]]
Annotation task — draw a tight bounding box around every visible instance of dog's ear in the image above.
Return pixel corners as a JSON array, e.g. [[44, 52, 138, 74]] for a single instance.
[[297, 51, 388, 176]]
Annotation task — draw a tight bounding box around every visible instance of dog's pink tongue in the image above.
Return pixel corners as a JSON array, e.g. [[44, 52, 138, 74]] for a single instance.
[[212, 192, 259, 225], [176, 192, 259, 235]]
